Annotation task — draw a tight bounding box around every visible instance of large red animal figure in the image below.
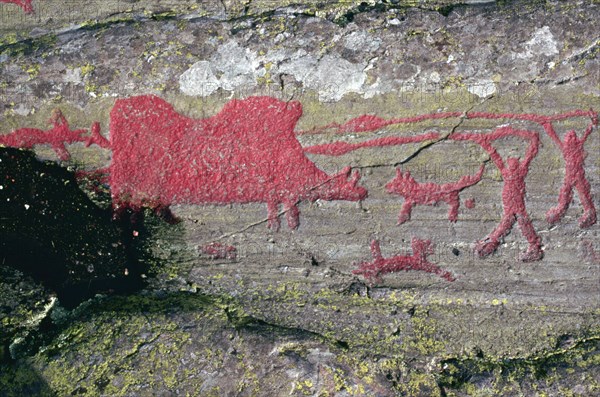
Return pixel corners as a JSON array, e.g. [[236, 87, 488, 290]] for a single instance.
[[104, 95, 367, 229], [0, 95, 367, 230]]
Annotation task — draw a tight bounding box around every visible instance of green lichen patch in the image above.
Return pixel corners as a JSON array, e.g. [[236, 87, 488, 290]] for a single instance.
[[438, 336, 600, 396]]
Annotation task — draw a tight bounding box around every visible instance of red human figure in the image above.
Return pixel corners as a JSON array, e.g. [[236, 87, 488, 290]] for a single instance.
[[542, 117, 597, 228], [0, 109, 87, 161], [353, 239, 455, 283], [452, 127, 543, 262], [385, 164, 485, 224]]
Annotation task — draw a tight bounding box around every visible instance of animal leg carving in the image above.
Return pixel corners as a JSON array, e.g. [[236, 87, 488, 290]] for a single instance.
[[284, 201, 300, 230], [266, 201, 281, 231], [398, 201, 413, 225], [447, 195, 460, 222]]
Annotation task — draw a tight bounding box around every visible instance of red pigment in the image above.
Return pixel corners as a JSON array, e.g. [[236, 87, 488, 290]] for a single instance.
[[0, 0, 33, 13], [299, 109, 595, 136], [385, 164, 485, 224], [542, 118, 597, 228], [467, 109, 597, 228], [465, 109, 596, 124], [464, 198, 476, 209], [451, 127, 543, 262], [201, 242, 237, 260], [108, 95, 367, 230], [0, 109, 87, 161], [297, 112, 463, 135], [304, 132, 440, 156], [353, 239, 455, 283], [85, 121, 111, 150]]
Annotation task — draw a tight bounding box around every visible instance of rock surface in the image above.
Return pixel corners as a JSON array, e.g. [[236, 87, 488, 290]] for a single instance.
[[0, 1, 599, 396]]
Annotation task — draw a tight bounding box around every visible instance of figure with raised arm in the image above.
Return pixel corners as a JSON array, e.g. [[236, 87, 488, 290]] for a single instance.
[[542, 115, 597, 228], [452, 127, 543, 262]]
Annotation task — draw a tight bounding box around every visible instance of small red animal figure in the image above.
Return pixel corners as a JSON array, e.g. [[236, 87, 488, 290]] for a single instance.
[[0, 0, 33, 13], [201, 242, 237, 260], [385, 164, 485, 224], [0, 109, 87, 161], [542, 116, 597, 228], [452, 127, 543, 262], [353, 238, 455, 283], [106, 95, 367, 229]]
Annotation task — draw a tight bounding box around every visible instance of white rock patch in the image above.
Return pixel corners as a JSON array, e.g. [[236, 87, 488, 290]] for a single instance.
[[467, 79, 497, 98], [179, 41, 259, 96], [524, 26, 559, 57]]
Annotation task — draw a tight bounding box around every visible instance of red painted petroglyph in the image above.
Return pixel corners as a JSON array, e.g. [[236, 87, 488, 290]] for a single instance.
[[107, 95, 367, 229], [0, 109, 87, 161], [464, 198, 476, 209], [0, 0, 33, 13], [353, 239, 455, 283], [542, 118, 597, 228], [303, 133, 440, 156], [1, 96, 596, 272], [466, 109, 598, 228], [201, 242, 237, 260], [385, 164, 485, 224], [297, 112, 463, 135], [451, 127, 543, 262]]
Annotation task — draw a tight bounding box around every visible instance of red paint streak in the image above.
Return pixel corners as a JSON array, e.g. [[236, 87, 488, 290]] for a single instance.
[[304, 132, 439, 156], [451, 127, 543, 262], [542, 117, 597, 228], [108, 95, 367, 230], [298, 109, 596, 137], [201, 242, 237, 260], [385, 164, 485, 224], [0, 109, 87, 161], [353, 239, 455, 283], [466, 109, 596, 124], [297, 112, 462, 135], [0, 0, 33, 13]]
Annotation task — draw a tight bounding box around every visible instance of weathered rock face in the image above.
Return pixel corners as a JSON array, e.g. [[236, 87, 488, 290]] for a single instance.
[[1, 1, 599, 396]]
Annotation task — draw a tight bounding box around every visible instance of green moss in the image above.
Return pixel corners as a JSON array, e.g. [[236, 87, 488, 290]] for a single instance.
[[0, 34, 57, 58], [438, 336, 600, 395]]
